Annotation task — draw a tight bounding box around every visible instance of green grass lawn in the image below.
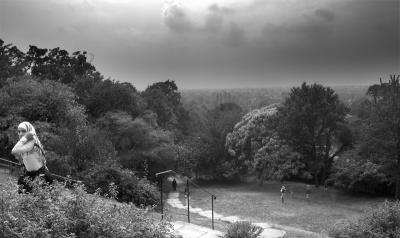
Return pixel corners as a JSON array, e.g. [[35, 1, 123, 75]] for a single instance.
[[166, 181, 386, 238]]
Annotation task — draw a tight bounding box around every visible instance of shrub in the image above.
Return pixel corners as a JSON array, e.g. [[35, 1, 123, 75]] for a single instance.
[[222, 221, 263, 238], [0, 179, 176, 238], [329, 200, 400, 238], [83, 165, 159, 206]]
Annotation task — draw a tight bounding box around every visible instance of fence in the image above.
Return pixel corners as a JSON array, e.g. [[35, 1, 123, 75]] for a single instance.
[[0, 157, 81, 184], [155, 169, 217, 230]]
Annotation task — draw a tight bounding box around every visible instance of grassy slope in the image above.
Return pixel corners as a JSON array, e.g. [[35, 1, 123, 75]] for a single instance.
[[166, 181, 386, 238]]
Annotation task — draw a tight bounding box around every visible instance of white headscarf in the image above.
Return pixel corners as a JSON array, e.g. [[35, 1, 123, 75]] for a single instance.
[[18, 121, 46, 166]]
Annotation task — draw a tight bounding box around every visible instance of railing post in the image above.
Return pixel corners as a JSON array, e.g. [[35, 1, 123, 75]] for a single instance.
[[160, 176, 163, 220], [187, 179, 190, 223], [211, 195, 214, 230]]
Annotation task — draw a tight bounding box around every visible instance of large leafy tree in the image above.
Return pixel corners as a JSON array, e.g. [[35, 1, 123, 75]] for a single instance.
[[226, 104, 307, 182], [0, 39, 27, 87], [200, 103, 243, 179], [278, 82, 351, 186], [142, 80, 189, 134], [365, 75, 400, 198], [25, 45, 97, 85], [82, 79, 143, 118], [97, 111, 176, 180], [253, 135, 305, 184]]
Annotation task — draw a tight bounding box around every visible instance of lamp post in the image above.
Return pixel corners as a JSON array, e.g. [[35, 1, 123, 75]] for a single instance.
[[186, 179, 190, 223], [155, 170, 173, 220]]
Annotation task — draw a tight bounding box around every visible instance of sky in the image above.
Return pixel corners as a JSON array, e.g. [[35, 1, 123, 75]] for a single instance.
[[0, 0, 399, 90]]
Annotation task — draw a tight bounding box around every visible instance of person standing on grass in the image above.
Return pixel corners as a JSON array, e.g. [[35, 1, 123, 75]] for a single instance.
[[280, 185, 286, 203], [11, 121, 52, 193], [306, 185, 311, 200]]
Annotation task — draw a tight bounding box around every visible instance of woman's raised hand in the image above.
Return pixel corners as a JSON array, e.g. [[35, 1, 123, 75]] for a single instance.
[[24, 132, 34, 141]]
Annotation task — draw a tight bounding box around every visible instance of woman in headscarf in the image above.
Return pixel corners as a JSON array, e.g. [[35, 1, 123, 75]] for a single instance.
[[11, 121, 52, 193]]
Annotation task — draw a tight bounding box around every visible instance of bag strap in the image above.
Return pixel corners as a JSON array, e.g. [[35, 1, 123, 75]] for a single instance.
[[34, 143, 48, 170]]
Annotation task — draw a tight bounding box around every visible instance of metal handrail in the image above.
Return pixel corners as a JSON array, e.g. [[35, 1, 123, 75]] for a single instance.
[[0, 157, 82, 183], [0, 157, 20, 166], [155, 169, 217, 230], [156, 169, 216, 197]]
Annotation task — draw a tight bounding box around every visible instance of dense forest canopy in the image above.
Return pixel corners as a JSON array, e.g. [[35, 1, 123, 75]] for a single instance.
[[1, 38, 399, 198]]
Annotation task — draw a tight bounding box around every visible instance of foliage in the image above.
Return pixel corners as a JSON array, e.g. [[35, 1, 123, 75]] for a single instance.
[[0, 76, 86, 127], [80, 78, 143, 118], [226, 104, 281, 179], [199, 103, 243, 179], [0, 39, 27, 87], [97, 111, 176, 179], [329, 141, 392, 195], [25, 45, 97, 85], [0, 180, 176, 238], [277, 82, 350, 186], [142, 80, 189, 133], [365, 75, 400, 198], [221, 221, 263, 238], [331, 76, 400, 196], [253, 135, 308, 183], [83, 165, 159, 206], [329, 201, 400, 238], [0, 76, 88, 164]]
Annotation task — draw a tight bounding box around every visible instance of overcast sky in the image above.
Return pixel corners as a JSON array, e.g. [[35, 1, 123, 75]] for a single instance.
[[0, 0, 399, 90]]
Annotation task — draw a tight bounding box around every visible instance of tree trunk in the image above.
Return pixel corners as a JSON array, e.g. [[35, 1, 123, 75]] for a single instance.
[[396, 177, 400, 200], [312, 143, 320, 187], [258, 177, 264, 186], [396, 135, 400, 199], [258, 159, 268, 186], [314, 174, 320, 187], [396, 126, 400, 199]]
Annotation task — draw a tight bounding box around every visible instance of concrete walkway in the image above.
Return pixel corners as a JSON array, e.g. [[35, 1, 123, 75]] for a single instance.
[[167, 192, 286, 238], [172, 221, 224, 238]]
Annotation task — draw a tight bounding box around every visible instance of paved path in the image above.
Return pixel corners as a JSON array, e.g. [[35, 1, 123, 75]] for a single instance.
[[167, 192, 286, 238], [172, 221, 224, 238]]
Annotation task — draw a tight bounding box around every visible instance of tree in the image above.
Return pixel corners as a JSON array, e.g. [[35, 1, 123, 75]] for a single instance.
[[0, 39, 26, 87], [253, 135, 305, 184], [277, 82, 351, 186], [142, 80, 189, 134], [25, 45, 96, 85], [365, 75, 400, 198], [226, 104, 277, 179], [226, 104, 307, 183], [0, 76, 86, 127], [97, 111, 176, 180], [83, 79, 143, 118], [201, 103, 243, 179]]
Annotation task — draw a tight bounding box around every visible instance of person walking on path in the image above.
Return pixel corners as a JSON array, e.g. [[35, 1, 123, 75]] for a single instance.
[[280, 185, 286, 204], [11, 121, 52, 193], [172, 178, 177, 191]]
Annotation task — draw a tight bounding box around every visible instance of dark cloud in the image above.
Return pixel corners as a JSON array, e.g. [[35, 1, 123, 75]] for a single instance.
[[1, 0, 398, 90], [225, 23, 245, 46], [203, 3, 233, 33], [315, 9, 335, 22], [208, 4, 234, 14], [162, 2, 194, 33], [204, 13, 224, 33]]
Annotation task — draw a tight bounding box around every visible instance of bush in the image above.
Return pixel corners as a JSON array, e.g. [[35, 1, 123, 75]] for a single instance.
[[0, 179, 176, 238], [83, 165, 159, 206], [329, 148, 391, 195], [222, 221, 263, 238], [330, 201, 400, 238]]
